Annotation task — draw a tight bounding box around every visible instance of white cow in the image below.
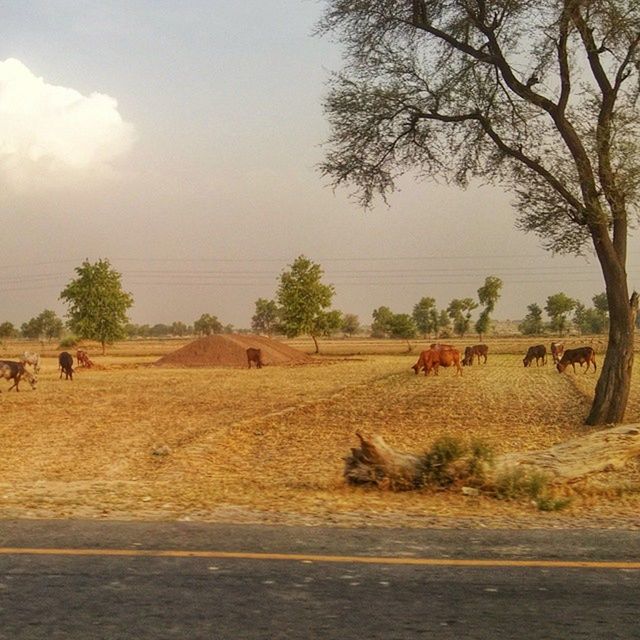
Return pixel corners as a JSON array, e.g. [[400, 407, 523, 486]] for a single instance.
[[20, 351, 41, 374]]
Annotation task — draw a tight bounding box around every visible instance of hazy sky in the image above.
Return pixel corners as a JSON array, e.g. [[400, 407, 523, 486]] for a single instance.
[[0, 1, 635, 329]]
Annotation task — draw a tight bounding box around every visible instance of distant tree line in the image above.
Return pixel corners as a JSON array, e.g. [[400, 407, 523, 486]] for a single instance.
[[2, 257, 626, 352]]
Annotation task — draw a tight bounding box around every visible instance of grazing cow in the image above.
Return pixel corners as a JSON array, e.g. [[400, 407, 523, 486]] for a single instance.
[[557, 347, 597, 374], [412, 347, 462, 376], [523, 345, 547, 367], [0, 360, 37, 391], [462, 344, 489, 366], [59, 351, 74, 380], [246, 347, 264, 369], [550, 341, 565, 365], [20, 351, 41, 374], [76, 349, 93, 368]]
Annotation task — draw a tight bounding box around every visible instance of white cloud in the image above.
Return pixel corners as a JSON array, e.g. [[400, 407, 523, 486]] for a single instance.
[[0, 58, 134, 186]]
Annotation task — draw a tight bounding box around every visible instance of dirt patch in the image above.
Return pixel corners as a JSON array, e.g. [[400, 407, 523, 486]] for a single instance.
[[153, 334, 314, 368]]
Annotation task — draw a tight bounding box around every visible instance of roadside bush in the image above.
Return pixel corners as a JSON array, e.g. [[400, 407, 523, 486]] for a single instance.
[[493, 466, 571, 511], [418, 436, 494, 488]]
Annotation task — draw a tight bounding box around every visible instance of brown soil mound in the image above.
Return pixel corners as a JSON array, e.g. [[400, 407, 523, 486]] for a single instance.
[[154, 334, 313, 367]]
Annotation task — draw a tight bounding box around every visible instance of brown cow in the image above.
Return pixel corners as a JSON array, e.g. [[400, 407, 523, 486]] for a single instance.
[[557, 347, 597, 373], [77, 349, 94, 368], [550, 341, 564, 365], [246, 347, 264, 369], [462, 344, 488, 366], [523, 345, 547, 367], [412, 347, 462, 376]]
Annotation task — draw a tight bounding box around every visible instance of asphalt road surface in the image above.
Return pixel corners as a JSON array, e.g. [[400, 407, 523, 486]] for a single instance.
[[1, 520, 639, 639]]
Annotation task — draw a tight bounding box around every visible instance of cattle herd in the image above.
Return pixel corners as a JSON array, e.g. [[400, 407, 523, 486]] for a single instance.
[[411, 341, 597, 376], [0, 341, 600, 391]]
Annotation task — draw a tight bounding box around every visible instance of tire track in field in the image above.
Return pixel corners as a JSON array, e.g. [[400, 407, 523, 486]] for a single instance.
[[159, 368, 409, 483]]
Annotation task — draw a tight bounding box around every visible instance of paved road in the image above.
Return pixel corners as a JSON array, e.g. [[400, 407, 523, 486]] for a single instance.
[[1, 520, 639, 639]]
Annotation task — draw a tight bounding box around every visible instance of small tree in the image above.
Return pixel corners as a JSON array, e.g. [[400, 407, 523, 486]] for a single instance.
[[20, 309, 64, 342], [475, 276, 503, 340], [341, 313, 360, 337], [389, 313, 417, 350], [276, 255, 335, 354], [412, 297, 438, 339], [436, 309, 451, 337], [60, 259, 134, 354], [447, 298, 478, 337], [171, 321, 188, 337], [371, 306, 395, 338], [316, 309, 343, 337], [251, 298, 280, 336], [194, 313, 223, 336], [0, 321, 17, 339], [519, 303, 544, 336], [545, 293, 576, 336]]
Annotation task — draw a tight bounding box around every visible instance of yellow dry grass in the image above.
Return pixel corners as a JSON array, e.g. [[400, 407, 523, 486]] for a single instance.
[[1, 338, 640, 527]]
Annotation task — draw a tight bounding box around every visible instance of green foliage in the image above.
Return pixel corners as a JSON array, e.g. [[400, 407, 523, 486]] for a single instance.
[[412, 297, 438, 338], [388, 313, 417, 340], [545, 293, 576, 336], [59, 335, 79, 348], [519, 303, 544, 335], [20, 309, 64, 342], [251, 298, 280, 335], [371, 306, 395, 338], [276, 256, 335, 340], [0, 321, 18, 339], [447, 298, 478, 337], [493, 467, 569, 511], [341, 313, 360, 337], [171, 321, 189, 337], [418, 437, 493, 489], [194, 313, 223, 336], [419, 436, 467, 487], [60, 259, 133, 353], [573, 303, 607, 334], [316, 309, 343, 337], [476, 276, 502, 337]]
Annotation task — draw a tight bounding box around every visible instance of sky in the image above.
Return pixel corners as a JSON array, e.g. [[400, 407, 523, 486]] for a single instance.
[[0, 1, 635, 329]]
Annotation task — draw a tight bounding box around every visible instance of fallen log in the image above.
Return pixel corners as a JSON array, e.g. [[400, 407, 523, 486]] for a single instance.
[[495, 424, 640, 481], [345, 425, 640, 489]]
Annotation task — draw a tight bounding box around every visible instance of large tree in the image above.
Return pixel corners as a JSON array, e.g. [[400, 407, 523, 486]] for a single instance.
[[320, 1, 640, 425], [276, 255, 336, 353], [60, 259, 133, 354]]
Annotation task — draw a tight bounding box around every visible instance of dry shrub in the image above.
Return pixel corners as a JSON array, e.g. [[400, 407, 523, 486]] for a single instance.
[[417, 436, 494, 489]]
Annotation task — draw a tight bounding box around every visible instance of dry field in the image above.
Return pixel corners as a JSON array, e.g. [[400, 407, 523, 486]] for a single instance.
[[1, 338, 640, 528]]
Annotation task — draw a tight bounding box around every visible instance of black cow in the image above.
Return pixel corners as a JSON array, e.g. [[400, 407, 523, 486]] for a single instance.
[[0, 360, 37, 391], [557, 347, 597, 373], [523, 345, 547, 367], [59, 351, 74, 380]]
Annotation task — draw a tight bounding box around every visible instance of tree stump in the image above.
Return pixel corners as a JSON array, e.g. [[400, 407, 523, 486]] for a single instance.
[[344, 431, 422, 490]]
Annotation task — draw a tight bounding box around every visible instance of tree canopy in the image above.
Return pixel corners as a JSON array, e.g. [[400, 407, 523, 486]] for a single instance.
[[320, 0, 640, 424], [59, 259, 133, 354], [276, 255, 336, 353]]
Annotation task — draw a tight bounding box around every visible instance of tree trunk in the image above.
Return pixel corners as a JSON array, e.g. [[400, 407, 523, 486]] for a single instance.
[[586, 246, 637, 425], [102, 340, 106, 355], [345, 427, 640, 489], [311, 334, 320, 354]]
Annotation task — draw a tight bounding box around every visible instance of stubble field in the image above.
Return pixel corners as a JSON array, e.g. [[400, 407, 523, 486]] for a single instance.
[[1, 337, 640, 528]]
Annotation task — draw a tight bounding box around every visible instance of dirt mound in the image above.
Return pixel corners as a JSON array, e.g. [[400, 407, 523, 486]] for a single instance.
[[154, 334, 313, 368]]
